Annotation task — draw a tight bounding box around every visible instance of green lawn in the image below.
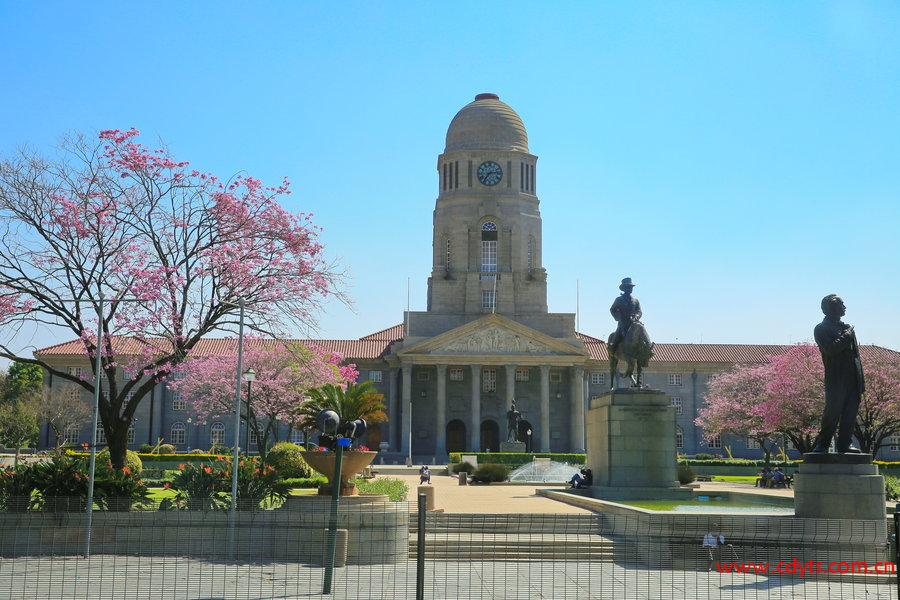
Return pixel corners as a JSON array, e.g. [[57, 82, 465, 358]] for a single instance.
[[710, 475, 758, 485]]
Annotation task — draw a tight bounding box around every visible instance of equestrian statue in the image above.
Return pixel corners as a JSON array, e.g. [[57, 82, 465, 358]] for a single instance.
[[607, 277, 654, 389]]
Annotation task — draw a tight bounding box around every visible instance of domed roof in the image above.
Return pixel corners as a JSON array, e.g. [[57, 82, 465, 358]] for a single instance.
[[444, 93, 529, 153]]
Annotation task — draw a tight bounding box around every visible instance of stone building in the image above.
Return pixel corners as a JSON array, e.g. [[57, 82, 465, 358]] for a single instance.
[[34, 94, 900, 462]]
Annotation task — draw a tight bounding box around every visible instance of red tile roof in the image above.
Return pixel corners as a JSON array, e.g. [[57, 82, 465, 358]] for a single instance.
[[35, 327, 898, 365]]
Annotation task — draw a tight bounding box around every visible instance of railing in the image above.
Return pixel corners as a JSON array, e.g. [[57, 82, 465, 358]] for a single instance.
[[0, 494, 896, 599]]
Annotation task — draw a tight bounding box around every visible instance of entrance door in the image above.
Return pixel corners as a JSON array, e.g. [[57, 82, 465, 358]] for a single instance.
[[446, 420, 466, 453], [518, 420, 534, 452], [481, 419, 499, 452]]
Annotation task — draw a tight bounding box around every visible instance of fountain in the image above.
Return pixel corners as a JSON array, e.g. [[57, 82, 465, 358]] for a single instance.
[[508, 460, 580, 483]]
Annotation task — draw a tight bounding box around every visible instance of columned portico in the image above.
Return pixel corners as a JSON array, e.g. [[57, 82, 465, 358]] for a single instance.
[[540, 365, 551, 452], [388, 366, 399, 450], [435, 364, 447, 457], [470, 364, 481, 451], [505, 364, 516, 411], [570, 365, 585, 452], [400, 364, 412, 458]]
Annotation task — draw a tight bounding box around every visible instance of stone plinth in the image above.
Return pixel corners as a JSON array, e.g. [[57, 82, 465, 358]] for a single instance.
[[500, 441, 526, 453], [794, 453, 886, 520], [585, 388, 687, 499], [417, 485, 436, 511]]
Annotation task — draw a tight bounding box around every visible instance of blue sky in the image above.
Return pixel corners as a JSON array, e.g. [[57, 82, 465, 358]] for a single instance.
[[1, 1, 898, 356]]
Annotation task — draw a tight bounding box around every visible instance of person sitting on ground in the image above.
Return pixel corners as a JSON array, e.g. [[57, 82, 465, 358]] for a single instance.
[[569, 468, 591, 489], [702, 523, 726, 571], [419, 465, 431, 485], [756, 466, 773, 488], [770, 466, 786, 488]]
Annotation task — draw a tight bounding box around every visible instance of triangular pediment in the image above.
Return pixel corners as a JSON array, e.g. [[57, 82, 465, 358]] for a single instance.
[[399, 314, 587, 357]]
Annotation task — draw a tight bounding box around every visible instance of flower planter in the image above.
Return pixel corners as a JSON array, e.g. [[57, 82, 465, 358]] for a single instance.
[[300, 451, 377, 496]]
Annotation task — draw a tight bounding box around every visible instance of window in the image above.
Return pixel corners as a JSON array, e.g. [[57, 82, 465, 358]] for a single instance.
[[747, 437, 761, 450], [122, 368, 132, 381], [449, 368, 464, 382], [170, 422, 186, 445], [549, 370, 561, 383], [889, 436, 899, 452], [445, 239, 451, 270], [515, 367, 530, 382], [249, 429, 258, 447], [417, 370, 430, 382], [482, 368, 496, 393], [668, 373, 683, 387], [369, 370, 383, 383], [707, 434, 722, 449], [482, 290, 496, 312], [443, 162, 448, 191], [481, 221, 498, 277], [64, 385, 81, 403], [210, 422, 225, 446], [172, 393, 186, 411], [590, 372, 605, 386], [289, 429, 304, 444], [454, 161, 459, 188], [127, 426, 135, 445], [527, 236, 535, 270], [64, 424, 81, 445], [675, 427, 684, 449], [68, 366, 85, 379], [671, 397, 683, 415], [95, 424, 106, 445], [706, 374, 715, 383]]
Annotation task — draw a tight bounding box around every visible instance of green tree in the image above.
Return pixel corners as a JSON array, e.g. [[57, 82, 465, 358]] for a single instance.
[[297, 381, 387, 433], [0, 398, 39, 467], [2, 362, 43, 404]]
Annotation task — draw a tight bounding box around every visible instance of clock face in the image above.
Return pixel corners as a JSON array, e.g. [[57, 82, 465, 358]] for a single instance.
[[477, 161, 503, 186]]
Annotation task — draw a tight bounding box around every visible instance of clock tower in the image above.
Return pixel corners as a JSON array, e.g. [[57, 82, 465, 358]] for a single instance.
[[427, 93, 548, 316]]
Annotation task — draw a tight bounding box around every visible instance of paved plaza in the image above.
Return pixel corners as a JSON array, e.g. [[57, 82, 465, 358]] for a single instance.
[[0, 555, 895, 599]]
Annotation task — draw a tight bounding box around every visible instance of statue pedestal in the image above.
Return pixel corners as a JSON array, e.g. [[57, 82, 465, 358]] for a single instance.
[[794, 453, 885, 520], [500, 441, 526, 453], [585, 388, 689, 500]]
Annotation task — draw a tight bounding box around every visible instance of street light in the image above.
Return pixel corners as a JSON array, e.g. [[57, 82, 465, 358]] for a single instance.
[[242, 368, 256, 454]]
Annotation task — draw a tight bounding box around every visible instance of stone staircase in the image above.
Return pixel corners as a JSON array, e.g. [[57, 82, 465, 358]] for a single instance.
[[408, 513, 614, 561]]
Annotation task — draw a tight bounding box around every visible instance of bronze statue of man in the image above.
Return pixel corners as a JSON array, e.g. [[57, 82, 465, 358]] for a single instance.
[[811, 294, 865, 454], [506, 400, 521, 443], [609, 278, 642, 355]]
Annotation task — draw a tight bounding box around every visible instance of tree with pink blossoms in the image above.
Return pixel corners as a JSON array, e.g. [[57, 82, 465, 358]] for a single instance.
[[757, 344, 824, 454], [853, 355, 900, 455], [696, 364, 781, 464], [169, 341, 357, 463], [0, 129, 342, 468]]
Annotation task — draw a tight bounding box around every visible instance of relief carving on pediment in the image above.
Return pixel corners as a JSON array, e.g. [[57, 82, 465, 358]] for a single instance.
[[437, 326, 553, 354]]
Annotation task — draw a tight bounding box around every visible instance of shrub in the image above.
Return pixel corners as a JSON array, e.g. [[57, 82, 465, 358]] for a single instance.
[[283, 476, 328, 488], [452, 462, 476, 474], [693, 453, 720, 460], [158, 444, 176, 455], [886, 475, 900, 501], [208, 443, 229, 455], [139, 444, 154, 454], [472, 463, 509, 483], [447, 452, 586, 467], [266, 442, 311, 478], [355, 477, 408, 501], [160, 462, 229, 511], [677, 463, 696, 485], [98, 448, 143, 476], [0, 467, 34, 511], [188, 449, 205, 455]]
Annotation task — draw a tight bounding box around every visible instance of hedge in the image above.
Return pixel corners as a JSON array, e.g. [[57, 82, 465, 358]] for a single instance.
[[68, 451, 227, 462], [447, 453, 586, 466]]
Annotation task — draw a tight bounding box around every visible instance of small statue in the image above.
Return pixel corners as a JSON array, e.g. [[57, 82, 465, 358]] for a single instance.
[[506, 400, 521, 443], [607, 277, 654, 388], [810, 294, 865, 453]]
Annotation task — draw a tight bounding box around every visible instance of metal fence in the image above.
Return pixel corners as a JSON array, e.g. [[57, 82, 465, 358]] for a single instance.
[[0, 495, 896, 599]]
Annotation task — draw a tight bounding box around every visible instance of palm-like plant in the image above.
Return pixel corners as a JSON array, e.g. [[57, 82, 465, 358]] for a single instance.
[[297, 381, 387, 433]]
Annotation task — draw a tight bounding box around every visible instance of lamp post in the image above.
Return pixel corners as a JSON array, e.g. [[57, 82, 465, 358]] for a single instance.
[[242, 368, 256, 453]]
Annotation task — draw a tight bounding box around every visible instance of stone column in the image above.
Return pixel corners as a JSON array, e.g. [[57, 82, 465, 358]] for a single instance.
[[505, 364, 516, 411], [570, 366, 585, 452], [400, 364, 412, 459], [470, 364, 481, 451], [435, 364, 447, 457], [540, 365, 551, 452], [388, 367, 399, 450]]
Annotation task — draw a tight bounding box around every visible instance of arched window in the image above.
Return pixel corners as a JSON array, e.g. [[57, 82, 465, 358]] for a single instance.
[[170, 422, 186, 445], [675, 426, 684, 450], [95, 423, 106, 445], [210, 422, 225, 446], [481, 221, 498, 276], [126, 426, 135, 445], [63, 424, 81, 446]]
